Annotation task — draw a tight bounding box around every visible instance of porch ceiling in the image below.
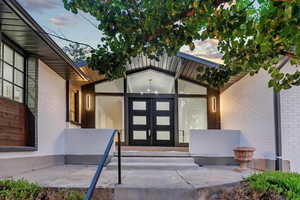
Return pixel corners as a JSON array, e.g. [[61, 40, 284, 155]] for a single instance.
[[0, 0, 88, 81]]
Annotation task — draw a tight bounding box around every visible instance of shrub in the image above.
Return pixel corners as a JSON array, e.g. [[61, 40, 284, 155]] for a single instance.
[[0, 179, 42, 200], [246, 171, 300, 200], [0, 179, 85, 200]]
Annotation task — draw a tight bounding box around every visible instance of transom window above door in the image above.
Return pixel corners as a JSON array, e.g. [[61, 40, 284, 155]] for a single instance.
[[127, 69, 175, 94]]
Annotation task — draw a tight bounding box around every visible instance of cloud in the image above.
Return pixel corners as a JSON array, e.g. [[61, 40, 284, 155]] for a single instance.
[[20, 0, 61, 12], [49, 14, 77, 28]]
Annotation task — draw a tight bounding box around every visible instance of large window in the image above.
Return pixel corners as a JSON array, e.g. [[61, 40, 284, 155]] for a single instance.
[[0, 43, 25, 103], [178, 98, 207, 143], [95, 96, 125, 141]]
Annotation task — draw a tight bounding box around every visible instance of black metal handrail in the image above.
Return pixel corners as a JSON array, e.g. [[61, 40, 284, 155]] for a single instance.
[[84, 130, 121, 200]]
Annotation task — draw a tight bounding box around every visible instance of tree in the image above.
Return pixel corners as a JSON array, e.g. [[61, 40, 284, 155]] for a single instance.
[[63, 43, 91, 62], [63, 0, 300, 91]]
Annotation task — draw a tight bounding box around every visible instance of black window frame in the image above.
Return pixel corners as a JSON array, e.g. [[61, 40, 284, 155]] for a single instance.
[[0, 36, 27, 104]]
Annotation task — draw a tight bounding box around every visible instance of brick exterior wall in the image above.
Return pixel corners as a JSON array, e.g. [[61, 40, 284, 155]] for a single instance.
[[0, 97, 27, 146], [280, 62, 300, 172]]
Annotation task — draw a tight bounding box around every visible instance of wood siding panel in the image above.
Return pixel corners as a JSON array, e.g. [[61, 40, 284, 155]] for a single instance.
[[0, 98, 27, 146]]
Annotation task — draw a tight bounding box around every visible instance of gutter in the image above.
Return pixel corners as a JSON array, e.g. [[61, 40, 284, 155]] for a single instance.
[[273, 57, 290, 171], [3, 0, 89, 81]]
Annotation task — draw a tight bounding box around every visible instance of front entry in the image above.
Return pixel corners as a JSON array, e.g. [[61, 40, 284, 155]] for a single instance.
[[128, 97, 175, 146]]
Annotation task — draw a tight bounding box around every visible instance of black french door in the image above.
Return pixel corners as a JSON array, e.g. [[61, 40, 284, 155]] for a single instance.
[[128, 97, 175, 146]]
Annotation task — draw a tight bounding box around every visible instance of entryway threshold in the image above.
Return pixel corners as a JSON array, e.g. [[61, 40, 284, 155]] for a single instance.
[[117, 146, 190, 157], [115, 151, 190, 157]]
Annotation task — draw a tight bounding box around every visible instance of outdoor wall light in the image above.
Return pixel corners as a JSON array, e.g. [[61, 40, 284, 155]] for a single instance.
[[86, 94, 91, 111], [211, 96, 217, 113]]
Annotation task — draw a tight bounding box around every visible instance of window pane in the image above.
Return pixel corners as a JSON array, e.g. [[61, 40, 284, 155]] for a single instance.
[[133, 116, 147, 125], [133, 101, 146, 110], [127, 69, 175, 94], [3, 81, 13, 99], [95, 78, 123, 93], [157, 131, 170, 140], [133, 131, 147, 140], [3, 63, 13, 82], [178, 98, 207, 143], [178, 79, 207, 95], [14, 70, 24, 87], [156, 116, 170, 125], [3, 44, 13, 65], [0, 62, 2, 78], [15, 52, 24, 71], [14, 86, 23, 103], [0, 80, 2, 96], [156, 102, 169, 111], [95, 96, 124, 142]]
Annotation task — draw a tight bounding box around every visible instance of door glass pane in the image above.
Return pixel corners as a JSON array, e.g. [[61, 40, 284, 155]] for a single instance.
[[133, 116, 147, 125], [133, 131, 147, 140], [0, 80, 2, 96], [15, 52, 24, 71], [156, 116, 170, 125], [14, 70, 24, 87], [156, 102, 169, 111], [3, 63, 13, 82], [133, 101, 146, 110], [14, 86, 23, 103], [3, 81, 13, 99], [157, 131, 170, 140], [3, 44, 13, 65]]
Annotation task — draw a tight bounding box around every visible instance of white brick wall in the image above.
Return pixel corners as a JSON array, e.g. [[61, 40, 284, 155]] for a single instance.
[[220, 70, 276, 160], [280, 62, 300, 172]]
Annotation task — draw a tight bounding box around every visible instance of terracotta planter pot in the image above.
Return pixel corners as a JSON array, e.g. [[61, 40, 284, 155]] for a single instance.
[[233, 147, 256, 172]]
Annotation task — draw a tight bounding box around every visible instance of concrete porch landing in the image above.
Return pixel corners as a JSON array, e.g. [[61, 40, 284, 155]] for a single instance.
[[12, 164, 256, 200]]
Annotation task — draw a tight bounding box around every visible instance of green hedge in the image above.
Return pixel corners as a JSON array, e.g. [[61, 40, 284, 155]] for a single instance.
[[247, 171, 300, 200], [0, 179, 84, 200], [0, 179, 41, 200]]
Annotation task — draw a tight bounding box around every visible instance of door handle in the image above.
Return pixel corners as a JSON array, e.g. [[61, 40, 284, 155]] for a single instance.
[[147, 129, 151, 137]]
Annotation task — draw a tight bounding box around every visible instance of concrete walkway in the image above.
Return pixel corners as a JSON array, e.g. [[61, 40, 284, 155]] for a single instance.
[[12, 164, 257, 200]]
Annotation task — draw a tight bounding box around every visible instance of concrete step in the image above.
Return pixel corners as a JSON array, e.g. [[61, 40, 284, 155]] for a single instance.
[[110, 157, 195, 164], [115, 151, 191, 157], [106, 162, 199, 170], [107, 156, 199, 170]]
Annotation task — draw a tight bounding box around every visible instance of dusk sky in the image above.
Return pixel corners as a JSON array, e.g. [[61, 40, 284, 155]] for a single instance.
[[17, 0, 103, 49], [16, 0, 223, 63]]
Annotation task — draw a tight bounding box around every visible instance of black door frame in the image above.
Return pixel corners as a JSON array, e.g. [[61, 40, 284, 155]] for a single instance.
[[127, 94, 175, 146]]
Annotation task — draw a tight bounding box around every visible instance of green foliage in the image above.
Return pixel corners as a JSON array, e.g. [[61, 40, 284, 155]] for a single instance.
[[57, 189, 85, 200], [247, 171, 300, 200], [63, 0, 300, 91], [0, 179, 42, 200], [0, 179, 85, 200], [63, 43, 91, 62]]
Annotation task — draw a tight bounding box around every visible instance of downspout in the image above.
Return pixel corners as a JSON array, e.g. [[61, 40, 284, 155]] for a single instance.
[[273, 57, 290, 171]]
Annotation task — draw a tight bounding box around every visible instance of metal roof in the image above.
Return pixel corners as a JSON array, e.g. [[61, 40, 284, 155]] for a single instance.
[[0, 0, 88, 81]]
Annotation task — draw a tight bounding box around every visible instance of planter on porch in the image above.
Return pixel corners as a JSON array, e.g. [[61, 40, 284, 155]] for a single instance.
[[233, 147, 255, 172]]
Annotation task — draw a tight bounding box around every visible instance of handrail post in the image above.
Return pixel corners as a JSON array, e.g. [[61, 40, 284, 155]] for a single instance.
[[118, 131, 122, 184], [84, 130, 120, 200]]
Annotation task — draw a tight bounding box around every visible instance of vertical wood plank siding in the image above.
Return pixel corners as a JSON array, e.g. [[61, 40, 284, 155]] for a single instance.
[[0, 98, 27, 146]]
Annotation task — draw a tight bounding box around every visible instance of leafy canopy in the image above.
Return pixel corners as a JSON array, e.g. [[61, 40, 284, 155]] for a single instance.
[[63, 0, 300, 91]]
